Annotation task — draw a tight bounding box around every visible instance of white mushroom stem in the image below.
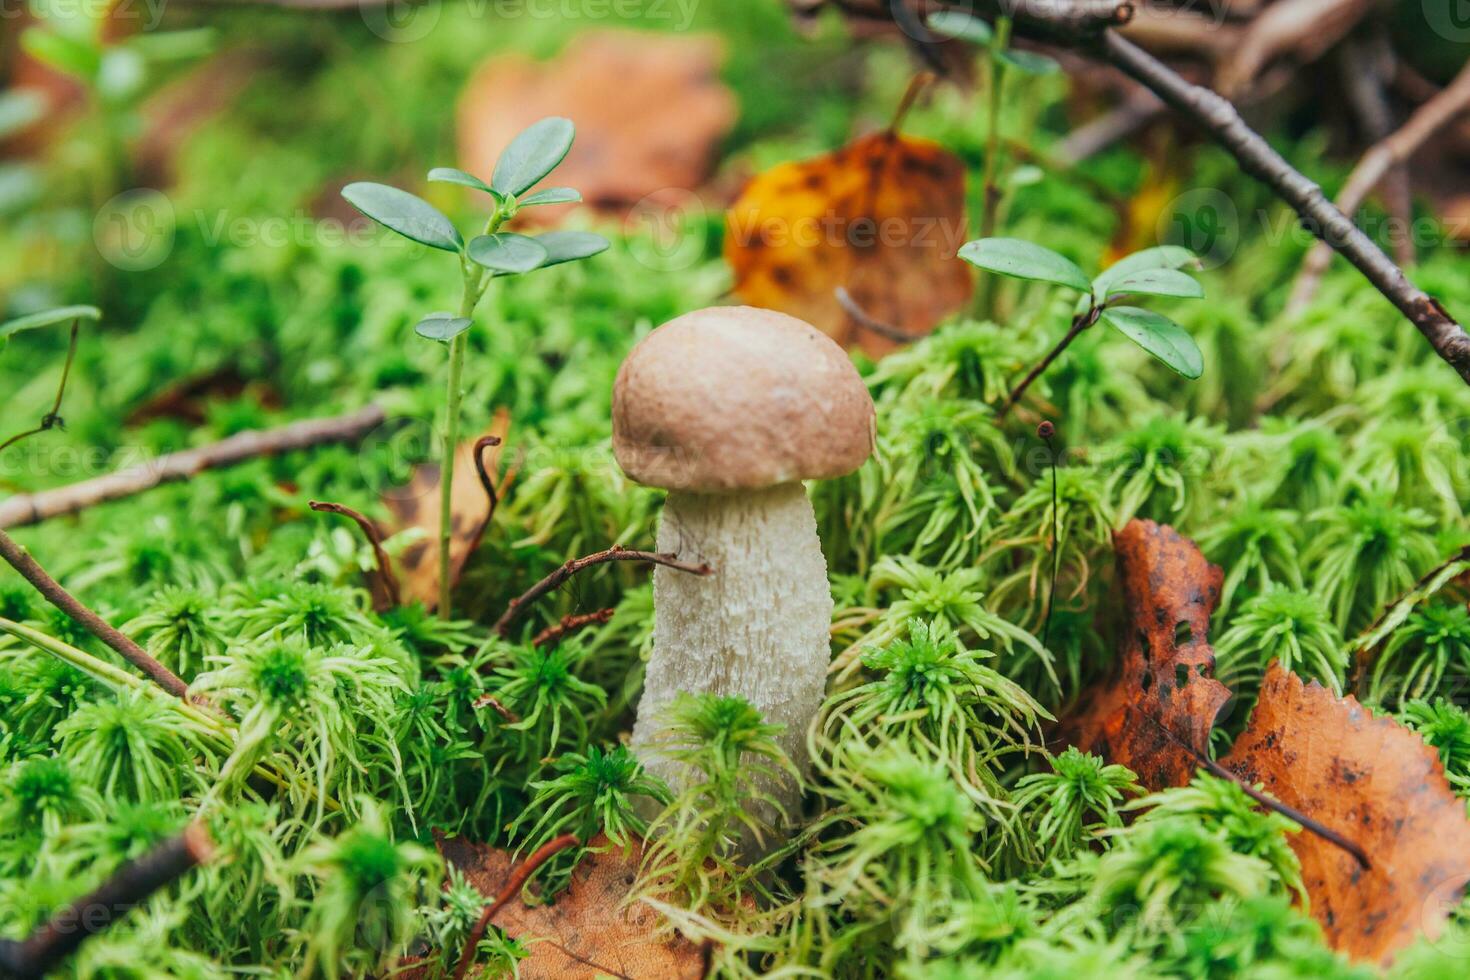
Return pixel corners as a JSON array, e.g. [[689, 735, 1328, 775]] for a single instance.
[[631, 481, 831, 822]]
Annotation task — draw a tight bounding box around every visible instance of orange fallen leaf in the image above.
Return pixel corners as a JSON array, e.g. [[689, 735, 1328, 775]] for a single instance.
[[457, 30, 735, 222], [435, 832, 707, 980], [1054, 519, 1232, 791], [724, 130, 972, 357], [1223, 662, 1470, 966], [383, 412, 511, 611]]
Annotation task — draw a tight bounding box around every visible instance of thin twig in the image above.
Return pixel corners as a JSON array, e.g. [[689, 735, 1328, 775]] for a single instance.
[[0, 528, 190, 700], [0, 823, 213, 979], [451, 833, 580, 980], [1001, 305, 1100, 415], [834, 287, 924, 345], [931, 1, 1470, 381], [1337, 38, 1415, 269], [494, 546, 711, 638], [1052, 89, 1164, 165], [471, 693, 521, 724], [1130, 704, 1371, 869], [0, 318, 81, 456], [1288, 58, 1470, 312], [308, 500, 401, 608], [472, 435, 504, 513], [1090, 29, 1470, 382], [533, 608, 616, 648], [0, 404, 386, 529]]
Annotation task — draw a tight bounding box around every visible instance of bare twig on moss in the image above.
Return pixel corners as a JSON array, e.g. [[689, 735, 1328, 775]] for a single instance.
[[0, 319, 80, 456], [451, 833, 580, 980], [834, 287, 924, 345], [1131, 705, 1371, 869], [533, 608, 617, 648], [0, 528, 190, 700], [494, 546, 711, 638], [0, 823, 213, 979], [903, 0, 1470, 382], [0, 404, 386, 529], [1091, 28, 1470, 382], [1288, 58, 1470, 312], [308, 500, 402, 608]]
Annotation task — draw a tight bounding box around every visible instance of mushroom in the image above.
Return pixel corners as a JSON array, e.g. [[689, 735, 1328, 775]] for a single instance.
[[611, 305, 875, 817]]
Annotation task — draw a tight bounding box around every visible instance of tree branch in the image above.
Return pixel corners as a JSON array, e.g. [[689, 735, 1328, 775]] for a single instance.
[[308, 500, 402, 609], [0, 823, 213, 979], [494, 546, 711, 638], [929, 1, 1470, 382], [532, 608, 616, 648], [0, 529, 190, 700], [1092, 30, 1470, 383], [1289, 58, 1470, 312], [0, 404, 386, 529]]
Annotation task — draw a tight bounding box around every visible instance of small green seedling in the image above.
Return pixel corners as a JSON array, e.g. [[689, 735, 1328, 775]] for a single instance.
[[928, 9, 1060, 315], [959, 239, 1205, 410], [21, 7, 212, 194], [341, 117, 610, 618], [0, 305, 101, 454]]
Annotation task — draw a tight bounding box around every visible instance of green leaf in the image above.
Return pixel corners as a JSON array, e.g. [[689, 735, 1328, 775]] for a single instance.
[[341, 182, 463, 253], [958, 238, 1090, 292], [21, 27, 100, 81], [995, 49, 1060, 75], [1, 305, 101, 352], [491, 117, 575, 197], [533, 231, 610, 269], [1103, 268, 1203, 300], [926, 11, 993, 43], [468, 233, 548, 274], [125, 28, 216, 64], [518, 187, 581, 207], [414, 313, 473, 342], [1092, 246, 1199, 293], [427, 167, 499, 201], [1101, 306, 1204, 379]]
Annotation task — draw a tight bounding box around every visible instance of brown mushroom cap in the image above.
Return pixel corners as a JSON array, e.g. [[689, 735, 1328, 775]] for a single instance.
[[612, 306, 876, 493]]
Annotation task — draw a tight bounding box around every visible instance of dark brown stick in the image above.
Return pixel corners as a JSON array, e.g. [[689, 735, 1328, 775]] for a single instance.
[[451, 833, 579, 980], [494, 546, 711, 638], [0, 319, 80, 455], [0, 404, 386, 529], [1001, 305, 1099, 415], [308, 500, 401, 608], [472, 435, 504, 513], [0, 823, 213, 979], [0, 528, 190, 700], [1092, 31, 1470, 383], [1130, 704, 1371, 869], [834, 287, 924, 345], [1288, 57, 1470, 313], [923, 1, 1470, 382], [533, 608, 616, 648]]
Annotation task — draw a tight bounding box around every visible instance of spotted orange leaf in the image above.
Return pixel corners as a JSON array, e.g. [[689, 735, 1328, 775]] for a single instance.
[[725, 131, 972, 357]]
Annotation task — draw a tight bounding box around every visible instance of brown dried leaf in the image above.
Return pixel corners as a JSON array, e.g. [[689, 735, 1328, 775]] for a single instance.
[[457, 30, 736, 221], [1223, 662, 1470, 965], [1054, 519, 1231, 790], [383, 413, 509, 611], [724, 131, 972, 357], [435, 832, 706, 980]]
